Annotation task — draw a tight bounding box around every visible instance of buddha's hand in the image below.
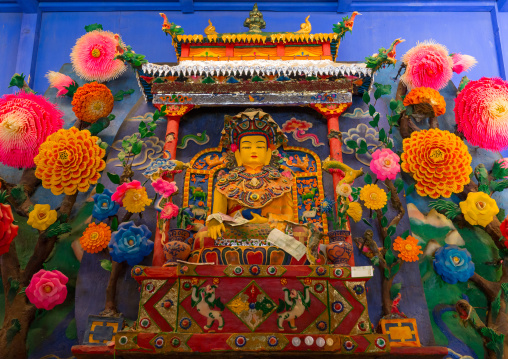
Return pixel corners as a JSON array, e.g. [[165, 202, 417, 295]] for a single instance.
[[206, 219, 225, 240], [249, 213, 268, 224]]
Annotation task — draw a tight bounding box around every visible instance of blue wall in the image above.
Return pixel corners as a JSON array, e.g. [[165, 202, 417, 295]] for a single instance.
[[31, 10, 500, 94], [0, 13, 22, 93]]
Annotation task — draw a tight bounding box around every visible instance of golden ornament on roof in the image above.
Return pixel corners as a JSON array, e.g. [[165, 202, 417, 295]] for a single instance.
[[204, 19, 217, 36], [296, 15, 312, 34]]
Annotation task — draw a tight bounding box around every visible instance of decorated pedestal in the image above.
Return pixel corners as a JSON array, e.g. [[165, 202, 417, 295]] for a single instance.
[[112, 264, 387, 354]]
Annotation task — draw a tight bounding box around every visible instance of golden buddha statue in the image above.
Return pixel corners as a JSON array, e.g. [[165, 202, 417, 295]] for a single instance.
[[193, 109, 307, 251]]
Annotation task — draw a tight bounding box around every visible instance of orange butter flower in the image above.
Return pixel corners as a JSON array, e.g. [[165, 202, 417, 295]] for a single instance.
[[401, 128, 472, 199], [393, 235, 422, 262], [403, 87, 446, 117], [71, 82, 114, 123], [34, 127, 106, 196], [80, 222, 111, 253]]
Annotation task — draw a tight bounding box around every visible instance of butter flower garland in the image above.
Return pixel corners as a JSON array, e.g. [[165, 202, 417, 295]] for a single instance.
[[27, 204, 58, 231], [34, 127, 106, 195], [459, 192, 499, 227], [401, 128, 472, 199]]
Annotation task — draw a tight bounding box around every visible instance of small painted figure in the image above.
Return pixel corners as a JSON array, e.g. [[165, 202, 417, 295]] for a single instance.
[[191, 284, 225, 330], [276, 286, 310, 331]]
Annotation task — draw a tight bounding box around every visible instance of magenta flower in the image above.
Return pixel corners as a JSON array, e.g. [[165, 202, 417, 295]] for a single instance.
[[451, 53, 477, 74], [26, 270, 68, 310], [401, 40, 454, 90], [70, 30, 126, 82], [45, 71, 76, 97], [455, 77, 508, 151], [0, 91, 63, 168], [112, 180, 142, 205], [151, 178, 178, 197], [161, 202, 179, 220], [230, 143, 238, 152], [370, 148, 401, 181]]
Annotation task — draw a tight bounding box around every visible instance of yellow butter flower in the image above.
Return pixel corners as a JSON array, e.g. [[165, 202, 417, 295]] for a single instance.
[[27, 204, 58, 231], [359, 184, 387, 210], [347, 202, 363, 222], [123, 188, 151, 213], [459, 192, 499, 227], [80, 222, 111, 253], [393, 235, 422, 262]]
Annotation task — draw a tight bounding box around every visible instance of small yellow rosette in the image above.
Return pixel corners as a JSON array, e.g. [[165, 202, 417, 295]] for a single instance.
[[459, 192, 499, 227], [27, 204, 58, 231]]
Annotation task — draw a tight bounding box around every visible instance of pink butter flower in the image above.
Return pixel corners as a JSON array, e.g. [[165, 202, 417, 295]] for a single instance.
[[151, 178, 178, 197], [451, 53, 477, 74], [370, 148, 401, 181], [26, 269, 68, 310], [45, 71, 76, 97], [112, 180, 142, 205], [161, 202, 179, 220]]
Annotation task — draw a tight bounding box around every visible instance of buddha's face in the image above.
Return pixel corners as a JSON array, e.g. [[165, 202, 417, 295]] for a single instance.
[[235, 135, 271, 168]]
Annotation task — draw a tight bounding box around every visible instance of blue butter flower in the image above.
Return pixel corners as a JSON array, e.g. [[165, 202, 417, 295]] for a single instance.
[[109, 221, 153, 266], [92, 188, 120, 221], [433, 244, 475, 284]]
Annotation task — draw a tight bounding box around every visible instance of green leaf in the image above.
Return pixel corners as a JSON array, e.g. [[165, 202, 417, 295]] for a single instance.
[[113, 89, 134, 101], [373, 83, 392, 100], [390, 283, 402, 300], [369, 113, 380, 128], [386, 250, 395, 268], [492, 290, 502, 322], [45, 221, 72, 238], [346, 140, 358, 149], [369, 105, 376, 116], [382, 205, 388, 214], [88, 116, 111, 136], [480, 327, 505, 355], [122, 139, 132, 152], [107, 172, 121, 185], [10, 185, 26, 205], [372, 210, 377, 219], [362, 218, 372, 228], [131, 141, 143, 155], [497, 208, 506, 223], [458, 76, 470, 93], [9, 74, 25, 89], [364, 173, 372, 185], [381, 216, 388, 227], [357, 140, 368, 155], [111, 216, 119, 231], [100, 259, 113, 272], [388, 114, 401, 127], [402, 230, 410, 239], [389, 99, 398, 111], [492, 160, 508, 180], [394, 178, 404, 193], [379, 128, 386, 142], [118, 151, 126, 163], [384, 236, 391, 250], [96, 183, 104, 194], [406, 183, 415, 196], [387, 225, 396, 237], [491, 179, 508, 193], [370, 256, 379, 266], [429, 199, 462, 219], [85, 23, 103, 32], [65, 319, 77, 340], [391, 262, 401, 276], [362, 92, 370, 104], [384, 267, 390, 279]]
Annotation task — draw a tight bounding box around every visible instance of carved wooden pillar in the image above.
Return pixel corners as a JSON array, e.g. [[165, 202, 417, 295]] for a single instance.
[[310, 102, 355, 265], [152, 104, 194, 266]]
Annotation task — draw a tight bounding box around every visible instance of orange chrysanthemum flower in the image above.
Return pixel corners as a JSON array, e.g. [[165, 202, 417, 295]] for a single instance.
[[403, 87, 446, 117], [401, 129, 472, 199], [393, 235, 422, 262], [34, 127, 106, 195], [71, 82, 114, 123], [80, 222, 111, 253]]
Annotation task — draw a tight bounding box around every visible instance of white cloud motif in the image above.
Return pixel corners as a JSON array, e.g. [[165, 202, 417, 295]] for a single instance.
[[341, 123, 393, 166], [107, 135, 165, 170]]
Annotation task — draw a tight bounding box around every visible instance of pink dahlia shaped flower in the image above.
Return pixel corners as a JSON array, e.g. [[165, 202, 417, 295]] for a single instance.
[[161, 202, 179, 220], [370, 148, 401, 181], [112, 180, 142, 205], [70, 30, 126, 82], [0, 92, 63, 168], [451, 53, 477, 74], [26, 269, 68, 310], [401, 40, 454, 90], [455, 77, 508, 151], [45, 71, 76, 97], [151, 178, 178, 197]]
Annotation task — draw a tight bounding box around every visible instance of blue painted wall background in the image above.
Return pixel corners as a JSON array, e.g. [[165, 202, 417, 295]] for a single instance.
[[0, 13, 22, 94]]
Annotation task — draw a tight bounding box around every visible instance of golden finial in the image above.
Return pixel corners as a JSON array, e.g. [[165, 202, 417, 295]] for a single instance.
[[204, 19, 218, 36], [296, 15, 311, 34]]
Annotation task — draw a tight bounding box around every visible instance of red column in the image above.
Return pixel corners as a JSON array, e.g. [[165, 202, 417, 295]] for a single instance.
[[152, 104, 193, 266], [276, 43, 285, 57]]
